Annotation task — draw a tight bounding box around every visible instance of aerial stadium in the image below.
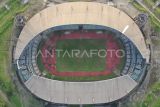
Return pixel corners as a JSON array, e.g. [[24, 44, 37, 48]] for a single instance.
[[14, 2, 150, 105]]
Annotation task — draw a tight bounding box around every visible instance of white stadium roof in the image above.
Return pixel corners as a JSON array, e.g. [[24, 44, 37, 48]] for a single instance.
[[14, 2, 150, 62], [25, 75, 137, 104]]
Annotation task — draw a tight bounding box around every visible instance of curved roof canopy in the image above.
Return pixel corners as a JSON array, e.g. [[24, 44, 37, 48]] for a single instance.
[[14, 2, 150, 61], [25, 75, 137, 104]]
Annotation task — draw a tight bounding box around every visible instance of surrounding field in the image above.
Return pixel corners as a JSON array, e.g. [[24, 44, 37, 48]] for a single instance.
[[56, 39, 106, 72], [0, 0, 29, 107], [0, 0, 44, 107], [131, 1, 160, 107]]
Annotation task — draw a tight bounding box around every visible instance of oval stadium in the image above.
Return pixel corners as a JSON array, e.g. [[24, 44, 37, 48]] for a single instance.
[[14, 2, 150, 106]]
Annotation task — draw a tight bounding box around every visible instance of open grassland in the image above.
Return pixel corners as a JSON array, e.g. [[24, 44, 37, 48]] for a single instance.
[[0, 0, 29, 106]]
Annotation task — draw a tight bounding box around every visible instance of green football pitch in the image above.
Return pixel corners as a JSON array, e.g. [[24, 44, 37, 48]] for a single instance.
[[37, 35, 126, 81], [55, 39, 107, 72]]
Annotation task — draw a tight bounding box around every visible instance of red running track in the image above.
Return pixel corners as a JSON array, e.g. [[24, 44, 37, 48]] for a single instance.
[[41, 31, 121, 77]]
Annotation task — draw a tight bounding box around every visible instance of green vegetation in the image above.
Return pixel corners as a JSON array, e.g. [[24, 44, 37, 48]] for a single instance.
[[143, 0, 160, 17], [56, 39, 106, 72], [132, 82, 160, 107], [131, 1, 160, 107], [143, 0, 155, 7], [131, 1, 160, 32], [132, 1, 147, 12], [149, 15, 160, 32], [143, 0, 160, 31], [0, 0, 29, 107], [0, 95, 7, 107]]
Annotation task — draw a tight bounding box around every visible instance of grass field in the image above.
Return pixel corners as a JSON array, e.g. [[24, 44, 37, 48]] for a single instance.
[[37, 54, 117, 81], [56, 39, 106, 72], [36, 34, 126, 81], [37, 38, 118, 81]]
